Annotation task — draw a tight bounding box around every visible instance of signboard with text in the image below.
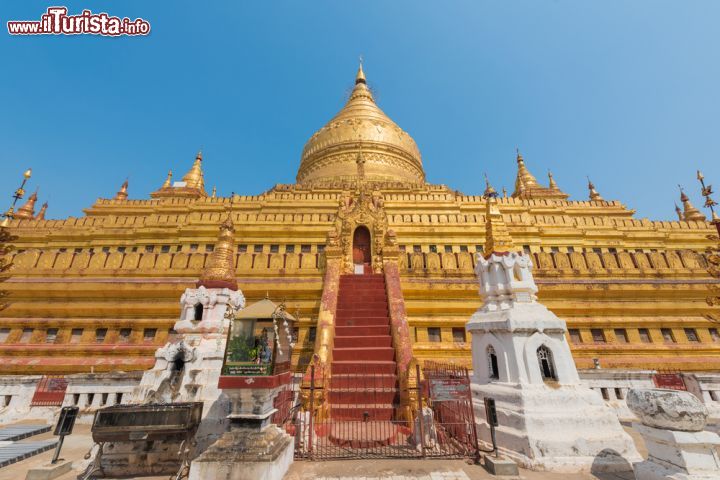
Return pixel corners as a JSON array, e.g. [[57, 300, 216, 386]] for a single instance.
[[653, 373, 686, 391], [429, 377, 470, 402]]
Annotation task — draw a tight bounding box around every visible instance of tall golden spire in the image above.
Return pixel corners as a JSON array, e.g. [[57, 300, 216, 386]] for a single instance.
[[588, 178, 604, 201], [483, 177, 515, 256], [356, 58, 366, 85], [197, 208, 238, 290], [679, 185, 706, 221], [182, 151, 205, 191], [14, 190, 38, 220], [114, 179, 128, 201], [674, 203, 683, 221], [35, 202, 48, 220]]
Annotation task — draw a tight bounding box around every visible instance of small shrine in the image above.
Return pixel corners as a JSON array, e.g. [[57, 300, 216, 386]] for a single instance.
[[222, 296, 296, 377]]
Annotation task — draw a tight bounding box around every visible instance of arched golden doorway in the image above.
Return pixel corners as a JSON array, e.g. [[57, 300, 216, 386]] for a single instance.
[[352, 226, 371, 273]]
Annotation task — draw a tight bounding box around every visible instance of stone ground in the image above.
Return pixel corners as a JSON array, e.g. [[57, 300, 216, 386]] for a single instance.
[[0, 421, 685, 480]]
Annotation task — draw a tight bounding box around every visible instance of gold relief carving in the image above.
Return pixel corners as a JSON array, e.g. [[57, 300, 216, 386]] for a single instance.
[[254, 253, 269, 270], [70, 251, 91, 270], [585, 252, 603, 270], [53, 251, 73, 270], [138, 253, 156, 269], [237, 253, 253, 271], [171, 253, 189, 269], [285, 253, 300, 270], [457, 252, 473, 271], [105, 252, 124, 269], [441, 252, 457, 270], [155, 253, 172, 270], [36, 251, 57, 269], [665, 250, 683, 269], [601, 252, 619, 269], [553, 252, 571, 269], [680, 250, 701, 269], [617, 251, 635, 269], [426, 252, 441, 271], [536, 251, 554, 269], [634, 252, 652, 269], [398, 252, 408, 269], [187, 253, 205, 270], [569, 252, 588, 270], [410, 252, 424, 270], [13, 250, 41, 269], [318, 252, 327, 270], [649, 251, 668, 269], [88, 252, 108, 270], [121, 252, 141, 269], [269, 253, 284, 270], [332, 188, 389, 274], [300, 253, 317, 270]]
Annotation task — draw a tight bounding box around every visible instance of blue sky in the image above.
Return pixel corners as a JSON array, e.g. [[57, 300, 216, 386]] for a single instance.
[[1, 1, 719, 220]]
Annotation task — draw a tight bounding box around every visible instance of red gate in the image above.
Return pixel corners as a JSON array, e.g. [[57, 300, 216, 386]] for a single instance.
[[274, 362, 479, 460]]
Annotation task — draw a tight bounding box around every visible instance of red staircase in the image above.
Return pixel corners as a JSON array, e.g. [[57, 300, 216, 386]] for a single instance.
[[330, 274, 398, 422]]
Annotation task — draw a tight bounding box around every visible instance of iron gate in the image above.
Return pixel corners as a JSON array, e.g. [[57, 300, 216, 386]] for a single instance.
[[275, 362, 479, 460]]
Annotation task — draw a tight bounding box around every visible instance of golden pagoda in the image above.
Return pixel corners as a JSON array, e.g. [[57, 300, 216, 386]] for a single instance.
[[0, 64, 718, 379]]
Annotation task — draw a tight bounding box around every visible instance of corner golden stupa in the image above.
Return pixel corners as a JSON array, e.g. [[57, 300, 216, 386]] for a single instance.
[[1, 64, 719, 414]]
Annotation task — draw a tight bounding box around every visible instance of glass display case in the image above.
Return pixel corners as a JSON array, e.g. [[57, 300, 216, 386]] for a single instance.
[[222, 298, 296, 376]]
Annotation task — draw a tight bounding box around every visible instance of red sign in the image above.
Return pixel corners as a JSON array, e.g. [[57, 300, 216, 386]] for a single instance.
[[429, 378, 470, 402], [31, 375, 68, 406], [653, 373, 686, 391]]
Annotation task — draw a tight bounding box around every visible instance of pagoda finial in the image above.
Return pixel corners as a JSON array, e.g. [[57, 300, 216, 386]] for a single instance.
[[502, 186, 508, 199], [674, 202, 683, 221], [512, 148, 541, 197], [14, 188, 38, 220], [197, 207, 237, 291], [548, 170, 558, 189], [587, 177, 604, 201], [211, 186, 217, 198], [483, 173, 498, 199], [35, 202, 48, 220], [678, 184, 706, 221], [162, 170, 173, 188], [356, 56, 366, 85], [182, 151, 205, 192], [697, 170, 720, 226], [484, 190, 515, 257], [114, 179, 129, 201]]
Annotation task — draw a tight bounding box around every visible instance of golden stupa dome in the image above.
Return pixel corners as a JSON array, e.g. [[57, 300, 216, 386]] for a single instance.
[[296, 64, 425, 185]]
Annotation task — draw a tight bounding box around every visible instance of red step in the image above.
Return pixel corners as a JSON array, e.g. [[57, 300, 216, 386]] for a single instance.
[[335, 317, 390, 327], [329, 405, 394, 421], [334, 336, 391, 348], [335, 326, 389, 336], [330, 373, 397, 389], [332, 361, 396, 375], [328, 389, 397, 404], [333, 347, 394, 362]]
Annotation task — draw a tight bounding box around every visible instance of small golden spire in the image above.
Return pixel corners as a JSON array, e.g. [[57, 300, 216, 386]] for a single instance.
[[14, 189, 38, 220], [211, 186, 217, 198], [114, 179, 129, 201], [197, 208, 237, 291], [674, 203, 683, 221], [697, 170, 720, 224], [502, 186, 508, 199], [182, 151, 204, 188], [679, 185, 706, 221], [588, 177, 604, 201], [356, 57, 366, 85], [484, 190, 515, 256], [162, 170, 173, 188], [548, 171, 558, 189], [483, 173, 498, 199], [35, 202, 48, 220], [512, 149, 541, 196]]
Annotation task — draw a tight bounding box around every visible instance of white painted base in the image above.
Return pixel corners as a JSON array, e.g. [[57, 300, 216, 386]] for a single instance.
[[633, 423, 720, 480], [473, 382, 641, 473]]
